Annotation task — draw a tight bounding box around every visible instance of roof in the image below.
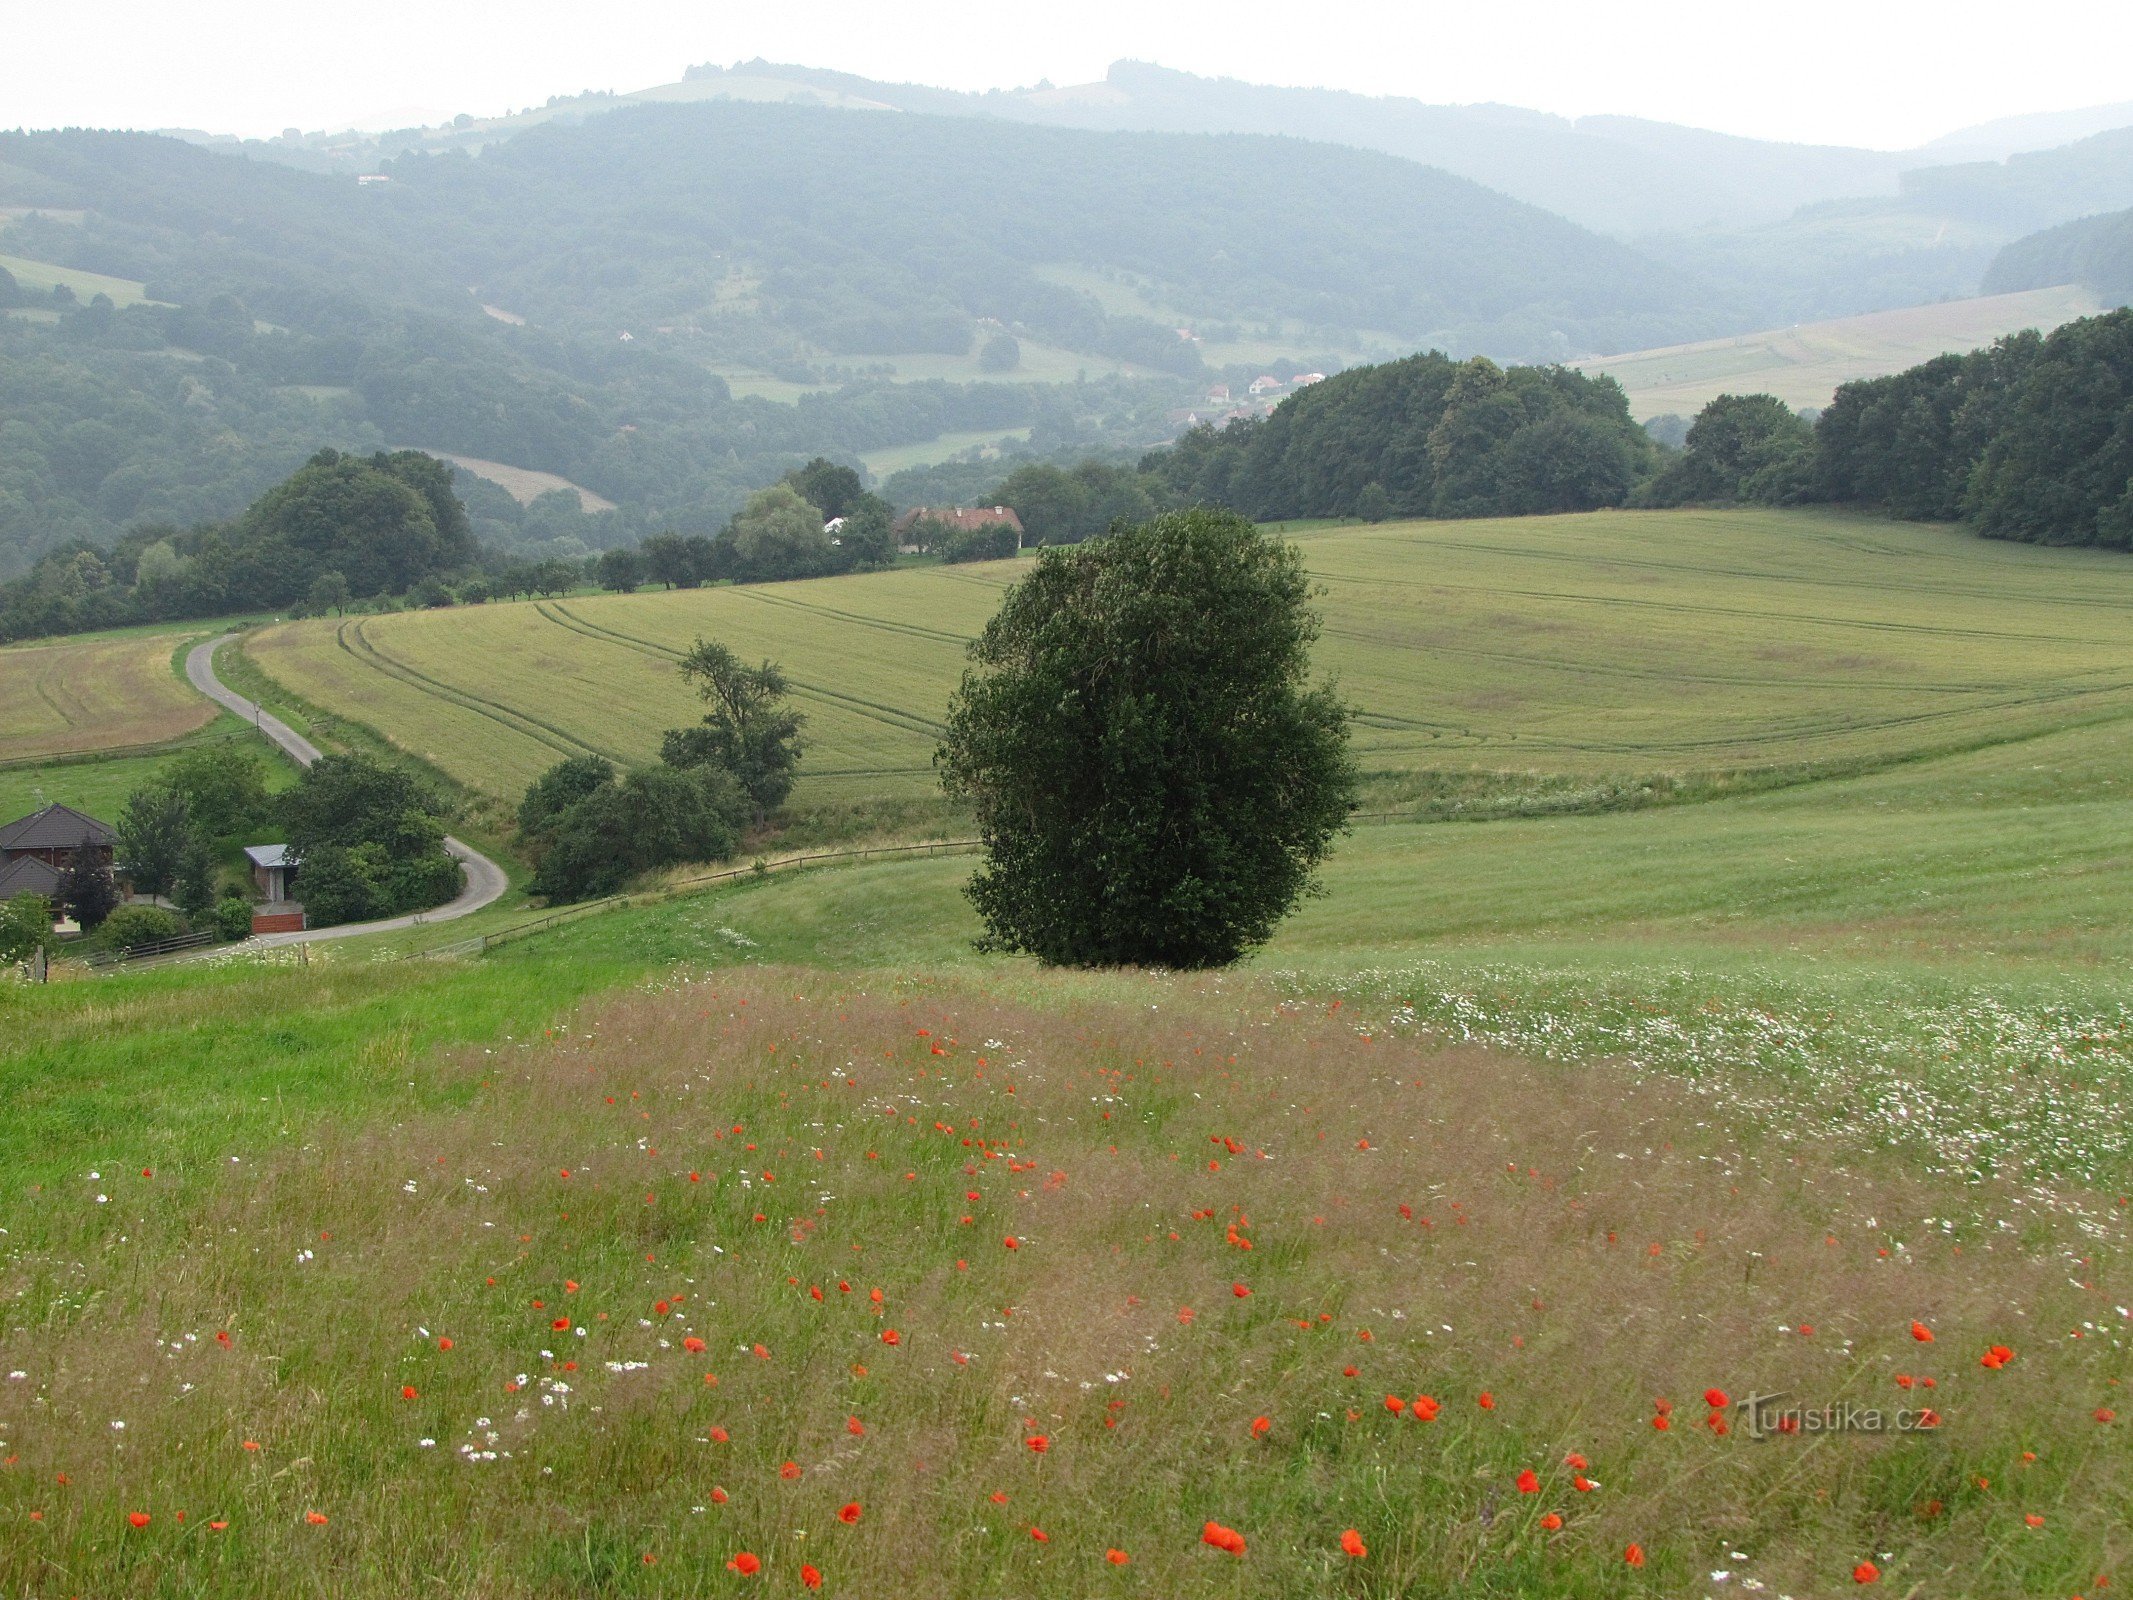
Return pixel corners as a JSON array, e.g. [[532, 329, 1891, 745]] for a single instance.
[[244, 844, 293, 869], [891, 505, 1026, 536], [0, 855, 63, 900], [0, 803, 116, 854]]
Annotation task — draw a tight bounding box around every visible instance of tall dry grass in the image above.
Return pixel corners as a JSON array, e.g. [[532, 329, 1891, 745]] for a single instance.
[[2, 969, 2124, 1596]]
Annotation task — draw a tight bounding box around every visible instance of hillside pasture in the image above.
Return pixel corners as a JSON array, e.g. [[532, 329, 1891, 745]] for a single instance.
[[407, 451, 618, 513], [0, 249, 166, 309], [1578, 284, 2098, 418], [242, 508, 2133, 809], [0, 632, 213, 762], [2, 961, 2124, 1597]]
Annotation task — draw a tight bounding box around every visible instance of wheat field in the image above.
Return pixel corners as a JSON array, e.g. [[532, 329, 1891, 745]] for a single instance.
[[243, 508, 2133, 806], [0, 631, 213, 763]]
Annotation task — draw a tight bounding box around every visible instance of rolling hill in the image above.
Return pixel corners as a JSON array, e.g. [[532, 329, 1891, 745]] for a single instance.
[[239, 507, 2133, 813], [1575, 284, 2100, 418]]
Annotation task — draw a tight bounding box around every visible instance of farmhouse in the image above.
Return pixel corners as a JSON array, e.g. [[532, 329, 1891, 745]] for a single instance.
[[0, 803, 116, 901], [891, 506, 1025, 553]]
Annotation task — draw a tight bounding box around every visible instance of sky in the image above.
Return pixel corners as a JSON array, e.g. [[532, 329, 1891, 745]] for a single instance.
[[4, 0, 2131, 151]]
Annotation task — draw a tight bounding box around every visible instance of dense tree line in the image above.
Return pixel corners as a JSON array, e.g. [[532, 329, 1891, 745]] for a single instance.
[[0, 448, 476, 639], [1642, 308, 2133, 549], [966, 351, 1660, 534], [1984, 206, 2133, 308]]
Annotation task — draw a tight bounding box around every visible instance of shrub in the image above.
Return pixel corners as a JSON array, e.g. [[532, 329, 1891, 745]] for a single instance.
[[90, 903, 187, 953], [212, 895, 256, 941]]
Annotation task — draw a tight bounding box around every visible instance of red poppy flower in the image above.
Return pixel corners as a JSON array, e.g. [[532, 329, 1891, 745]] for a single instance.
[[1624, 1543, 1646, 1567], [305, 1511, 328, 1525], [683, 1336, 707, 1353], [1854, 1560, 1881, 1584], [1477, 1391, 1496, 1410], [401, 1385, 418, 1400], [1202, 1521, 1246, 1556], [1340, 1528, 1367, 1558], [1539, 1513, 1564, 1531], [780, 1461, 802, 1480], [1249, 1416, 1271, 1438], [1105, 1548, 1130, 1565], [1412, 1395, 1440, 1422], [1516, 1469, 1540, 1494], [1910, 1321, 1934, 1342], [1232, 1283, 1250, 1298], [128, 1512, 151, 1529], [800, 1564, 822, 1590], [847, 1416, 865, 1436], [1029, 1527, 1047, 1542], [727, 1551, 760, 1575], [711, 1487, 729, 1504], [1027, 1434, 1049, 1453], [881, 1329, 901, 1345], [837, 1502, 861, 1524], [1704, 1388, 1728, 1408]]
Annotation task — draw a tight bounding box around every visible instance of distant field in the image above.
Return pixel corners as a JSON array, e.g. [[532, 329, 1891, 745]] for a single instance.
[[243, 508, 2133, 808], [858, 426, 1032, 477], [400, 450, 618, 512], [0, 251, 166, 309], [0, 632, 213, 762], [1578, 285, 2098, 418]]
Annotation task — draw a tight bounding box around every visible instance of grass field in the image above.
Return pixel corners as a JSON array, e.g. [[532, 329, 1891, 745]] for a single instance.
[[0, 250, 166, 309], [1577, 285, 2099, 418], [242, 508, 2133, 812], [0, 631, 215, 762], [857, 427, 1033, 477], [11, 503, 2133, 1593], [403, 451, 620, 513]]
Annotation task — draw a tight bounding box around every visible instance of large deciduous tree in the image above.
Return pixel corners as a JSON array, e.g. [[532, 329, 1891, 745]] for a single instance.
[[937, 508, 1355, 968]]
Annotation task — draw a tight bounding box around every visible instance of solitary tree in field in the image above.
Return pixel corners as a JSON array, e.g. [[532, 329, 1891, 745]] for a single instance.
[[937, 507, 1355, 968], [663, 640, 806, 821], [307, 570, 352, 617]]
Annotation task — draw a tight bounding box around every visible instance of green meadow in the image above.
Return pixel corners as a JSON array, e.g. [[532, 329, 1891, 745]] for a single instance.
[[5, 506, 2132, 1596]]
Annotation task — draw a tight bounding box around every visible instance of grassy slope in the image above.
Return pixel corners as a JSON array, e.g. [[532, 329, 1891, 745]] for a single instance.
[[7, 508, 2133, 1593], [0, 628, 218, 760], [239, 509, 2133, 810], [1577, 284, 2099, 418]]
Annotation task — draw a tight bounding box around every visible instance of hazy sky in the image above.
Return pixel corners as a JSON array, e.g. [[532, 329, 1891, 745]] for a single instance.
[[5, 0, 2130, 150]]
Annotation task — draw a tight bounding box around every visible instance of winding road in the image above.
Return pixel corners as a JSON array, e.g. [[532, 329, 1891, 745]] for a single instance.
[[184, 634, 510, 945]]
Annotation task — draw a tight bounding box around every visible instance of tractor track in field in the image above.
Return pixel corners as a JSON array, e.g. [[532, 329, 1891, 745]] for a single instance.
[[1308, 569, 2119, 647], [1315, 525, 2133, 613], [535, 601, 949, 739], [337, 620, 626, 765]]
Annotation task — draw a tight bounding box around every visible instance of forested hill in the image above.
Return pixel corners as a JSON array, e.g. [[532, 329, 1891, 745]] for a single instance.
[[1, 104, 1708, 363], [1985, 206, 2133, 307]]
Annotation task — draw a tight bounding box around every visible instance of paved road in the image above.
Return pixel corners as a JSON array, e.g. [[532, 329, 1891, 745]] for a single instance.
[[184, 634, 510, 945]]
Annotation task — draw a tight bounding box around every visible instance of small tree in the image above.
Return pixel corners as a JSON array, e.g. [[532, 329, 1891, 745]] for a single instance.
[[937, 508, 1356, 968], [0, 893, 52, 963], [729, 484, 832, 581], [978, 332, 1021, 372], [307, 569, 352, 616], [661, 640, 805, 821], [59, 840, 121, 932], [163, 746, 269, 839], [784, 458, 865, 521], [172, 830, 219, 919], [116, 783, 192, 898], [596, 547, 643, 593], [838, 495, 897, 571]]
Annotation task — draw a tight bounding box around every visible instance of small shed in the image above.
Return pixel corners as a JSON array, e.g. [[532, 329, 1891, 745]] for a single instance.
[[245, 843, 296, 901]]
